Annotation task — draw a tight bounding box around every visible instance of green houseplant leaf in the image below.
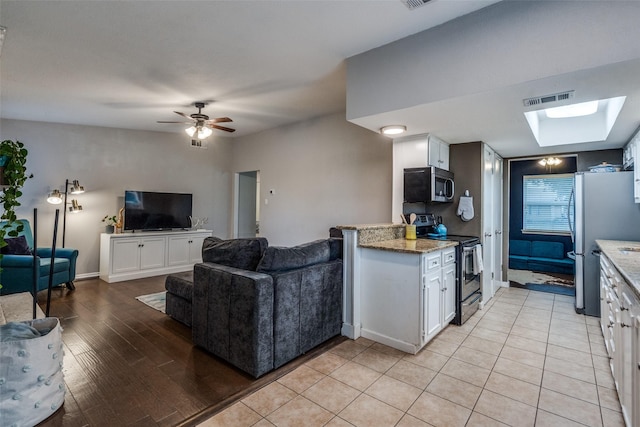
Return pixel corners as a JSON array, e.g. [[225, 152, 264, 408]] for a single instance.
[[0, 139, 34, 288]]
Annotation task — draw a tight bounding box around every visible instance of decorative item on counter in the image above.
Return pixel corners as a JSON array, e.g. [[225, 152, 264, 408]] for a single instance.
[[457, 189, 474, 221], [115, 207, 124, 233], [588, 162, 621, 173], [404, 212, 416, 240], [189, 216, 208, 230], [101, 215, 117, 234]]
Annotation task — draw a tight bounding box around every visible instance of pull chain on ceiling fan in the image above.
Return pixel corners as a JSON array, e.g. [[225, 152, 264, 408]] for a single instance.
[[157, 102, 235, 139]]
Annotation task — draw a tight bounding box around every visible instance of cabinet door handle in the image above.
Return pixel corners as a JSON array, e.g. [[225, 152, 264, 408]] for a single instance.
[[621, 323, 631, 328], [484, 232, 492, 237]]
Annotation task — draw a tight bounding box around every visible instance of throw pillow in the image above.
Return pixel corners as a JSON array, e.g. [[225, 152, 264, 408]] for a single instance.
[[1, 235, 33, 255]]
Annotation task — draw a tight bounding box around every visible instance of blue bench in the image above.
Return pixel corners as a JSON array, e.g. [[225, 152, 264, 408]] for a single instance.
[[509, 239, 574, 275]]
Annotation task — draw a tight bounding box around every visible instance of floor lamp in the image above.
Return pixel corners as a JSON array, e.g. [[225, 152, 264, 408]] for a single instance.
[[46, 179, 85, 247]]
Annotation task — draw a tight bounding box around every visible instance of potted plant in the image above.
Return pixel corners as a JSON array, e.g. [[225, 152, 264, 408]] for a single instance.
[[102, 215, 117, 234], [0, 139, 33, 256]]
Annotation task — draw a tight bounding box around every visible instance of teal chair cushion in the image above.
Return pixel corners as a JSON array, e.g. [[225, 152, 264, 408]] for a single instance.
[[0, 219, 79, 296]]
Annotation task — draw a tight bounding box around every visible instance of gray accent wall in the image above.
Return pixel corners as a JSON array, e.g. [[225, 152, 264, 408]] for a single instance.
[[0, 113, 393, 277], [0, 118, 233, 277], [231, 113, 392, 247]]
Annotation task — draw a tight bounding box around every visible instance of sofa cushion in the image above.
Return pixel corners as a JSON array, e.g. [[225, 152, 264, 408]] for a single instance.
[[1, 236, 32, 255], [509, 240, 531, 256], [257, 239, 330, 273], [202, 237, 268, 271], [531, 241, 564, 260]]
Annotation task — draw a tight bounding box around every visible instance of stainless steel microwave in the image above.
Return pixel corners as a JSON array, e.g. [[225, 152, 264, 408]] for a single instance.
[[404, 166, 455, 203]]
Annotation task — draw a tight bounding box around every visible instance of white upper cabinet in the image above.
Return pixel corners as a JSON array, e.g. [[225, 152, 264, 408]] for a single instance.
[[428, 135, 450, 171]]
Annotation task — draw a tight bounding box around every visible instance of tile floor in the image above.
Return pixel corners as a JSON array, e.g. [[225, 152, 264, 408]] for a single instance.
[[198, 287, 625, 427]]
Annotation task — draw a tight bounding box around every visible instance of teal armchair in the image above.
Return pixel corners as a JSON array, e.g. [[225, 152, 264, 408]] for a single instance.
[[0, 219, 78, 295]]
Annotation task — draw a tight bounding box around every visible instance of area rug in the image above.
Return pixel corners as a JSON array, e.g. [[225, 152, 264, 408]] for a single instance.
[[508, 268, 575, 296], [135, 291, 166, 313]]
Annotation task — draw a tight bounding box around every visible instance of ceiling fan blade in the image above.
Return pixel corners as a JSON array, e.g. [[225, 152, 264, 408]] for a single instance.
[[157, 120, 192, 124], [210, 124, 236, 133], [206, 117, 233, 123], [174, 111, 196, 121]]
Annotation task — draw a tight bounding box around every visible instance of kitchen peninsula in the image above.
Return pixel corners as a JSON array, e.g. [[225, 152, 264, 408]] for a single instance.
[[338, 224, 457, 353]]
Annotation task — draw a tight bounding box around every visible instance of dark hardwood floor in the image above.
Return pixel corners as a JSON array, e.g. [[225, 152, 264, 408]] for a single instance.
[[35, 276, 344, 427]]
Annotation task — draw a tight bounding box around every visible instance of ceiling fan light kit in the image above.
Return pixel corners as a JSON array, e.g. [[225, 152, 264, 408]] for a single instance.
[[159, 102, 235, 140]]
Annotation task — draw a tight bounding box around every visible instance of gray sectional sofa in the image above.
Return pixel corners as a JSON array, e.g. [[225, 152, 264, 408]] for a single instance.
[[167, 236, 343, 378]]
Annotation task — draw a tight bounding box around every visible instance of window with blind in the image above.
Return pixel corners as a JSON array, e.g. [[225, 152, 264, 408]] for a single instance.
[[522, 173, 573, 234]]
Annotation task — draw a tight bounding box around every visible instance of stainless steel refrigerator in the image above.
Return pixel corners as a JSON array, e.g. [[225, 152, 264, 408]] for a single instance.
[[571, 171, 640, 316]]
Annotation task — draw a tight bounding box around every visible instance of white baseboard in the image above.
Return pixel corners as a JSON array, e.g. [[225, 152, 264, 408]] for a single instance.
[[76, 272, 99, 280]]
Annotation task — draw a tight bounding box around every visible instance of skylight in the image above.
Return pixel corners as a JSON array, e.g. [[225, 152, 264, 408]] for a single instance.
[[524, 96, 626, 147], [545, 101, 598, 119]]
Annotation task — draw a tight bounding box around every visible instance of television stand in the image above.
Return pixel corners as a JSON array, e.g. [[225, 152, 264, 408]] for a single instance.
[[99, 229, 213, 283]]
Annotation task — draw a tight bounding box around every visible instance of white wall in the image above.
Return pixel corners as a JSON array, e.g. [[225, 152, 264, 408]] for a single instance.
[[232, 112, 392, 246], [0, 119, 233, 277]]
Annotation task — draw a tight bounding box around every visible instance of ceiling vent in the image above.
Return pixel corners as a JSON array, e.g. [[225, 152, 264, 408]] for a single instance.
[[401, 0, 435, 11], [523, 90, 575, 107]]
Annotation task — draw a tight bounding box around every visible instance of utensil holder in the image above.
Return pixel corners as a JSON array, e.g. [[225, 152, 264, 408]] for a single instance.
[[405, 225, 416, 240]]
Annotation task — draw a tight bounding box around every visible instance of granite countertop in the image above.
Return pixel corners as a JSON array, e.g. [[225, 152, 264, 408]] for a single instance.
[[337, 223, 404, 231], [360, 238, 458, 255], [596, 239, 640, 297]]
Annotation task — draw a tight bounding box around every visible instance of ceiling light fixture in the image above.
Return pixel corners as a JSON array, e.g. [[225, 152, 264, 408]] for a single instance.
[[538, 157, 562, 166], [380, 125, 407, 136], [545, 100, 599, 119], [185, 124, 213, 140]]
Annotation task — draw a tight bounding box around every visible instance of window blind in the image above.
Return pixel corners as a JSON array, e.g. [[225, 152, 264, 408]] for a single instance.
[[523, 173, 573, 234]]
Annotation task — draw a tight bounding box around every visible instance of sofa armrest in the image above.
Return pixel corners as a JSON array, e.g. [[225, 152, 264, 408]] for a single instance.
[[0, 254, 39, 268], [36, 248, 78, 281], [192, 262, 274, 378]]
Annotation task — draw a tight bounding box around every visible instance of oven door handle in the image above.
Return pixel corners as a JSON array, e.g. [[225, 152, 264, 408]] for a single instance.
[[464, 293, 482, 306]]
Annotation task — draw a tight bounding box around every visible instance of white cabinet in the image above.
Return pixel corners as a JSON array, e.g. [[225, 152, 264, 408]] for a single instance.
[[359, 246, 456, 353], [428, 135, 450, 170], [111, 236, 165, 275], [442, 248, 456, 324], [424, 251, 443, 342], [167, 234, 206, 266], [624, 128, 640, 203], [599, 252, 640, 427], [100, 230, 212, 283]]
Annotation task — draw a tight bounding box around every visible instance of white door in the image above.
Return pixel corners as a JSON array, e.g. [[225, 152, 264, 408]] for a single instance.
[[492, 154, 504, 294], [167, 235, 191, 266], [139, 237, 166, 270], [442, 263, 456, 323], [111, 239, 141, 274], [237, 171, 259, 238], [424, 272, 442, 342], [482, 146, 495, 301]]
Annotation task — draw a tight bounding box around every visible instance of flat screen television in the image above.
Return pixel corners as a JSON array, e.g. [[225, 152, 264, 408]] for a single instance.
[[124, 190, 192, 231]]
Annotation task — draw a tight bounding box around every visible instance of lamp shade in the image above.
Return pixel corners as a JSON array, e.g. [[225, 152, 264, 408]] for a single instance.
[[70, 180, 85, 194], [47, 189, 63, 204], [69, 199, 83, 213]]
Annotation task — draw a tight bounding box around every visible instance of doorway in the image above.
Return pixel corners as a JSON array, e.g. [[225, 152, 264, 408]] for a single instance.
[[235, 171, 260, 238], [507, 157, 576, 296]]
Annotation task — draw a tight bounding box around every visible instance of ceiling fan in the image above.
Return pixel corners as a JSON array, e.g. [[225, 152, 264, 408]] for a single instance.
[[157, 102, 235, 139]]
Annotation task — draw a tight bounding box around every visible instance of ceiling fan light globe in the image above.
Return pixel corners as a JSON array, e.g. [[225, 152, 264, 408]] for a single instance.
[[198, 127, 213, 139], [185, 126, 197, 137]]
